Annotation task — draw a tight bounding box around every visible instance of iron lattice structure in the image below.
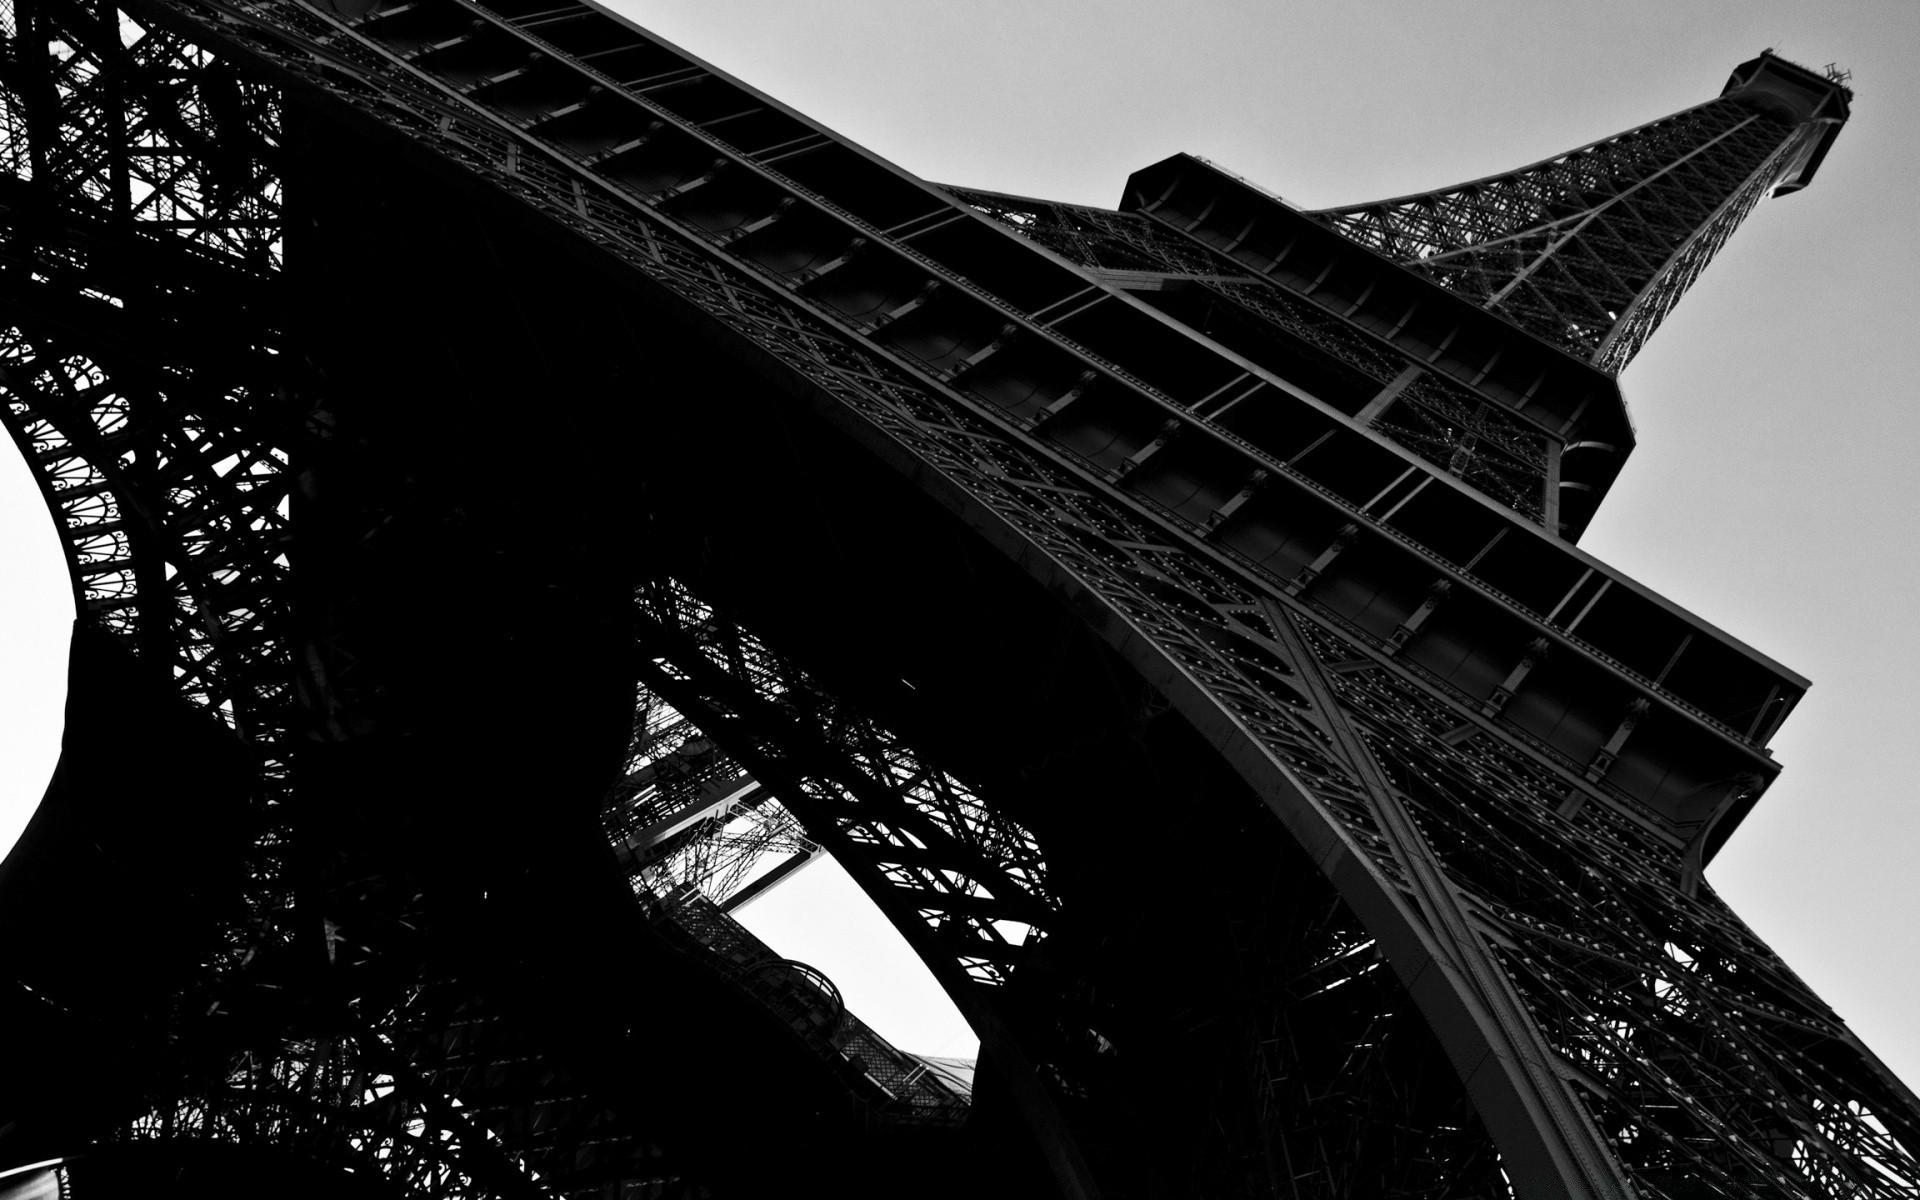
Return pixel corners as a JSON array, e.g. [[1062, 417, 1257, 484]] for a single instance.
[[938, 186, 1567, 528], [1311, 54, 1850, 373], [0, 1, 1908, 1198]]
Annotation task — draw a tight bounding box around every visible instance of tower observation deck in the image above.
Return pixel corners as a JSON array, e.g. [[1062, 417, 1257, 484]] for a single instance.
[[0, 0, 1903, 1195]]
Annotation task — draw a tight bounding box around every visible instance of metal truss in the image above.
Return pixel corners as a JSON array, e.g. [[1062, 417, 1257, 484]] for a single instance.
[[0, 0, 1907, 1196], [596, 678, 978, 1126], [0, 0, 298, 968], [120, 1027, 570, 1200], [600, 688, 821, 913], [110, 846, 707, 1200], [944, 186, 1405, 382], [1293, 615, 1920, 1195], [947, 187, 1554, 524], [0, 0, 284, 264], [357, 970, 698, 1198], [1313, 84, 1835, 373], [625, 579, 1054, 992]]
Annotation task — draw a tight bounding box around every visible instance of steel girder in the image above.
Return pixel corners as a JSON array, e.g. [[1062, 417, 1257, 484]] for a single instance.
[[1312, 55, 1849, 374], [599, 692, 823, 915], [945, 187, 1557, 526], [0, 0, 1912, 1198]]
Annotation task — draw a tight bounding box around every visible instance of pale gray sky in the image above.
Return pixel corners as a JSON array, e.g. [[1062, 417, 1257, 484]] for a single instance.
[[2, 0, 1915, 1083]]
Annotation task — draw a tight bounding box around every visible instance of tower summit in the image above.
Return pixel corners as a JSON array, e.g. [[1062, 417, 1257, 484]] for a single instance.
[[0, 4, 1906, 1196]]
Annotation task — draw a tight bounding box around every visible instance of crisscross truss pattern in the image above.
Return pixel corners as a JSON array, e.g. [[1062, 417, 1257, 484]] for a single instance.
[[0, 3, 535, 1193], [1375, 373, 1547, 518], [0, 2, 291, 697], [627, 579, 1053, 989], [1300, 618, 1920, 1195], [1314, 91, 1834, 373], [0, 0, 298, 964], [948, 187, 1554, 523], [600, 685, 821, 910], [1, 0, 284, 264], [122, 1024, 581, 1200], [943, 188, 1407, 382]]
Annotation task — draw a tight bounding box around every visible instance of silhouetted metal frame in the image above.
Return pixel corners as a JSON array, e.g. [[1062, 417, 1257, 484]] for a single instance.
[[2, 0, 1916, 1195], [0, 2, 693, 1193]]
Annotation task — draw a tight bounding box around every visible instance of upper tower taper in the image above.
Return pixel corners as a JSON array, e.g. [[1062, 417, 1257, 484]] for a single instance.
[[1312, 52, 1850, 373]]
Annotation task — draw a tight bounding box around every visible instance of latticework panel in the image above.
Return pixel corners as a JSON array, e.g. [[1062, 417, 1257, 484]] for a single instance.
[[0, 8, 299, 972], [1374, 375, 1549, 520], [947, 189, 1407, 386], [1315, 97, 1824, 372], [1297, 620, 1920, 1197], [599, 689, 820, 910], [121, 1026, 585, 1200], [627, 579, 1055, 991], [951, 188, 1553, 523]]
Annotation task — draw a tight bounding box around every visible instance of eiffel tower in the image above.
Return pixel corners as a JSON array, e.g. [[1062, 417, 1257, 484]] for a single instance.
[[0, 0, 1907, 1191]]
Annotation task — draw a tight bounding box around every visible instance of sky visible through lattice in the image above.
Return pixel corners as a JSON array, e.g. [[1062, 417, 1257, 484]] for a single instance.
[[1, 0, 1916, 1085]]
